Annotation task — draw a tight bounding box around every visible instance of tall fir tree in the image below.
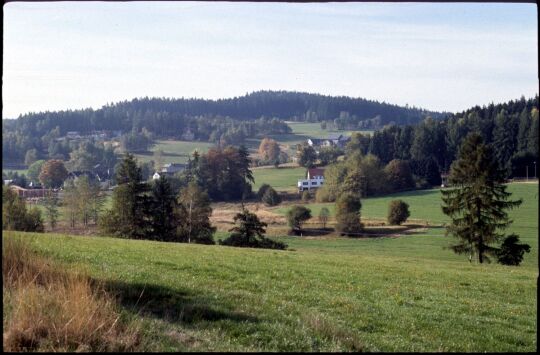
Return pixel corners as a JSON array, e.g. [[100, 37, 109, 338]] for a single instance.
[[441, 133, 522, 263], [150, 176, 177, 241], [100, 153, 151, 238]]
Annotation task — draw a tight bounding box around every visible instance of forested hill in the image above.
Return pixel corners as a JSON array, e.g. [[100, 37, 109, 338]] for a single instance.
[[3, 90, 444, 133]]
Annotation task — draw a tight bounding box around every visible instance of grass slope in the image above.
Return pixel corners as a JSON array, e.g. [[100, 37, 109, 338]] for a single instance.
[[3, 184, 537, 352]]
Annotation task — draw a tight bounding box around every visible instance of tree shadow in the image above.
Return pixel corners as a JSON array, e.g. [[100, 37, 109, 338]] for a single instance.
[[99, 279, 258, 326], [288, 228, 334, 236]]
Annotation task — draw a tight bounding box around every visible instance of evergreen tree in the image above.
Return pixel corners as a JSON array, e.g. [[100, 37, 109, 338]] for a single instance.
[[100, 154, 151, 238], [220, 208, 287, 249], [441, 133, 523, 263], [496, 234, 531, 266], [150, 176, 177, 241], [492, 110, 518, 176]]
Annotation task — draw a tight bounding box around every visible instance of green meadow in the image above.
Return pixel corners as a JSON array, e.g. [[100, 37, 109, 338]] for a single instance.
[[252, 166, 306, 191], [133, 140, 216, 165], [3, 182, 537, 351]]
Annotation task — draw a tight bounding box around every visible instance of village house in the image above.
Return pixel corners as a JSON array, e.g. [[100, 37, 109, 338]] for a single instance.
[[297, 167, 325, 192], [306, 134, 351, 152], [152, 163, 186, 180]]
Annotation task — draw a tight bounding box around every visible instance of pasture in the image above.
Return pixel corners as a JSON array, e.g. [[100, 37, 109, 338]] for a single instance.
[[133, 140, 215, 165], [252, 166, 306, 191], [3, 182, 537, 351]]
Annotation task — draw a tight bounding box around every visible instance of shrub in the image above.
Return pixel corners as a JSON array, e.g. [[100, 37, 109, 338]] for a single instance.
[[286, 205, 312, 232], [301, 190, 311, 202], [257, 184, 272, 200], [496, 234, 531, 266], [335, 193, 363, 236], [262, 187, 281, 206], [387, 200, 410, 225]]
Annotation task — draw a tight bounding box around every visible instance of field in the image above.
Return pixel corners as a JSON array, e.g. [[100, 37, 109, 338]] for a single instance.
[[252, 166, 306, 191], [131, 122, 372, 167], [133, 140, 216, 165], [3, 182, 537, 351]]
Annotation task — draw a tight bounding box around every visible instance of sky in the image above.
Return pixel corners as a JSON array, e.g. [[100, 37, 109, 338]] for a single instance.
[[2, 1, 538, 118]]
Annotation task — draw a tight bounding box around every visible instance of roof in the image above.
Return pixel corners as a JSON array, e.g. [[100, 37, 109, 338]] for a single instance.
[[307, 167, 325, 177]]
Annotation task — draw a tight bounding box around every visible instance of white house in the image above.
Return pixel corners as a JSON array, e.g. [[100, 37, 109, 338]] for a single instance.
[[152, 163, 186, 180], [297, 167, 325, 192]]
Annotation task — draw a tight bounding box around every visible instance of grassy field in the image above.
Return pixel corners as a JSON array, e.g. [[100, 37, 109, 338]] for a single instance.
[[3, 183, 537, 351], [252, 166, 306, 191], [133, 140, 216, 165]]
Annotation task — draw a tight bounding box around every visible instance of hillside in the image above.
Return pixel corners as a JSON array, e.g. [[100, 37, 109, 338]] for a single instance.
[[3, 183, 537, 352]]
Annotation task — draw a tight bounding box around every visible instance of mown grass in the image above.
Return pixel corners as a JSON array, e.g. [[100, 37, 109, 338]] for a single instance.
[[252, 166, 306, 191], [3, 182, 537, 351], [133, 140, 215, 165]]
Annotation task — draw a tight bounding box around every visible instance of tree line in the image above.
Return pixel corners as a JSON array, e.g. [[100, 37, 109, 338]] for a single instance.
[[334, 95, 538, 181]]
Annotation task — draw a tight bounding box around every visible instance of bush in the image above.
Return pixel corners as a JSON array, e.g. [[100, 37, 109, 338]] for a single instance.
[[301, 190, 311, 202], [286, 205, 312, 232], [257, 184, 272, 199], [496, 234, 531, 266], [387, 200, 410, 225], [335, 193, 363, 236], [261, 187, 281, 206]]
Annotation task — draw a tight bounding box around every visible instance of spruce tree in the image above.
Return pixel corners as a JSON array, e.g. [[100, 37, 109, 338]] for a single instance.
[[101, 154, 151, 238], [150, 176, 177, 241], [220, 208, 287, 249], [441, 133, 522, 263]]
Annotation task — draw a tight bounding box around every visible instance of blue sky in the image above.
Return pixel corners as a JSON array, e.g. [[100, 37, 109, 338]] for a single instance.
[[2, 1, 538, 118]]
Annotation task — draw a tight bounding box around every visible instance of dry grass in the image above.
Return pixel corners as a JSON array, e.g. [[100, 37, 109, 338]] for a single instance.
[[2, 236, 141, 352], [303, 313, 363, 352]]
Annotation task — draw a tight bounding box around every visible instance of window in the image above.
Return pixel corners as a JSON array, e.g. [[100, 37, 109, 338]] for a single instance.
[[303, 182, 308, 186]]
